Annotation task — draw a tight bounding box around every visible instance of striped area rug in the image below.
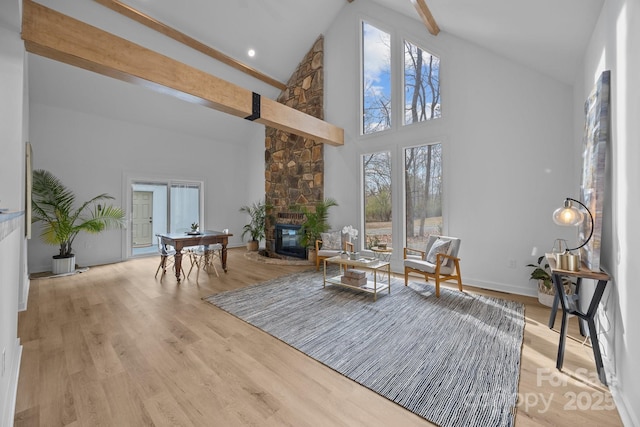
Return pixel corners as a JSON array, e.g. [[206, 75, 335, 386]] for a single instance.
[[204, 270, 524, 427]]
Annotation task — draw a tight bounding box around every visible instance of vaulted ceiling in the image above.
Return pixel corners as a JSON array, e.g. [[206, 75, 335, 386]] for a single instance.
[[27, 0, 604, 142]]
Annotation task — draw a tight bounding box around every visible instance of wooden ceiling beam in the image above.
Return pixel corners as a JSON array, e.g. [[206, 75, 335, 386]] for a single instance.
[[21, 0, 343, 146], [93, 0, 287, 91], [411, 0, 440, 36]]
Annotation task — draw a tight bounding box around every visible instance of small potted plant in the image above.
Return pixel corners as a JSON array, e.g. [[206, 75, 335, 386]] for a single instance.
[[189, 222, 200, 234], [527, 255, 573, 307]]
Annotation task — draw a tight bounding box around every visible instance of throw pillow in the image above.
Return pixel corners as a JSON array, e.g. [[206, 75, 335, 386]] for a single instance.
[[426, 238, 451, 265], [320, 231, 342, 250]]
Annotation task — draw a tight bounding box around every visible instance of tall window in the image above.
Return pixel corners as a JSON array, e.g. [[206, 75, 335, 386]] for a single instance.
[[170, 183, 201, 233], [363, 151, 392, 250], [405, 143, 442, 251], [404, 40, 441, 125], [362, 21, 391, 135]]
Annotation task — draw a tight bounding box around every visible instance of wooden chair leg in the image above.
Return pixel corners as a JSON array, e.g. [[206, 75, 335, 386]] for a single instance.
[[208, 250, 220, 277], [455, 260, 463, 291], [404, 268, 409, 286], [187, 253, 198, 278], [435, 277, 441, 298], [155, 256, 164, 278]]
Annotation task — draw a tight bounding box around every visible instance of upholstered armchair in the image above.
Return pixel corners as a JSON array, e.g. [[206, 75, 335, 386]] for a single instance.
[[315, 229, 353, 271], [403, 235, 463, 297]]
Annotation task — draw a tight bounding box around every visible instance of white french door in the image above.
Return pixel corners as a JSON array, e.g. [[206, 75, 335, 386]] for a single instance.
[[127, 178, 203, 257]]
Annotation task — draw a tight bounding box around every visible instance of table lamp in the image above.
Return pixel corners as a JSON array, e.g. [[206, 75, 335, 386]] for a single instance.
[[552, 197, 594, 270]]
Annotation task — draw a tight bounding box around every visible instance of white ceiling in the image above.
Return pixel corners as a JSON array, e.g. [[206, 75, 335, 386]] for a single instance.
[[26, 0, 605, 141], [373, 0, 604, 84]]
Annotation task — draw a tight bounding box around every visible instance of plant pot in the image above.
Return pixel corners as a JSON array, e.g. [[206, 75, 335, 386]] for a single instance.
[[537, 289, 555, 307], [247, 240, 259, 251], [52, 254, 76, 275], [307, 248, 316, 263], [537, 279, 574, 307]]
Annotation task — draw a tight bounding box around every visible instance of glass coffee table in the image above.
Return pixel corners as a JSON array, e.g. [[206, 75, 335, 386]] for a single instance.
[[323, 255, 391, 300]]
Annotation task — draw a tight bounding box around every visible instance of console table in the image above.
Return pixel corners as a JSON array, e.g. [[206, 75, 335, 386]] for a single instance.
[[545, 253, 610, 385]]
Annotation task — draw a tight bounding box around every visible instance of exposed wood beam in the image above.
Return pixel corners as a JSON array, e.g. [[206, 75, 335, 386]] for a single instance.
[[93, 0, 287, 91], [411, 0, 440, 36], [21, 0, 343, 146]]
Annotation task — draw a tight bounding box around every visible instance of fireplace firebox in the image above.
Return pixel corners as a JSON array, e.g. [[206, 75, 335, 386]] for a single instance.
[[275, 224, 306, 259]]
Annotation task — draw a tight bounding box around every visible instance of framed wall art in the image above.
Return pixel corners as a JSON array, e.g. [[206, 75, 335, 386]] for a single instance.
[[579, 70, 610, 270]]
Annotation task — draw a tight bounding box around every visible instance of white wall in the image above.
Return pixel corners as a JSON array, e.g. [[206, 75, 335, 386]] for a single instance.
[[577, 0, 640, 424], [324, 0, 576, 296], [27, 103, 263, 273], [0, 2, 26, 424]]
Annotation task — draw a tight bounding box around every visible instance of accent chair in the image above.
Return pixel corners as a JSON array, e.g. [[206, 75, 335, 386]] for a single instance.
[[315, 229, 353, 271], [403, 235, 463, 297]]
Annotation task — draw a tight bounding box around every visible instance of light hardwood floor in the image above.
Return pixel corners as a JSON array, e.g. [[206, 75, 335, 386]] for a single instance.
[[15, 248, 623, 426]]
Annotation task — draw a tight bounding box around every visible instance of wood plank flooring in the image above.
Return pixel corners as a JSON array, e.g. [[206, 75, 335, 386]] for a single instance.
[[15, 248, 623, 426]]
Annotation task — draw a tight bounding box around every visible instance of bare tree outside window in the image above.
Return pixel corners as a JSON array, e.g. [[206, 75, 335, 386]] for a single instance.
[[363, 151, 392, 250], [405, 144, 442, 250], [362, 21, 391, 134], [404, 40, 440, 125]]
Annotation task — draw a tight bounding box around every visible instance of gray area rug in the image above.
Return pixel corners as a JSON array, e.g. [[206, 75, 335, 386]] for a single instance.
[[204, 270, 524, 427]]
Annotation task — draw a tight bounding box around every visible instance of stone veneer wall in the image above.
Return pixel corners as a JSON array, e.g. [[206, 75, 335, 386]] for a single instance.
[[264, 35, 324, 252]]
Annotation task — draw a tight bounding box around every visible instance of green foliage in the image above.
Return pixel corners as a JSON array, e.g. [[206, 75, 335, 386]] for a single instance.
[[291, 198, 338, 248], [239, 200, 273, 242], [365, 189, 392, 222], [527, 255, 552, 289], [31, 169, 126, 258]]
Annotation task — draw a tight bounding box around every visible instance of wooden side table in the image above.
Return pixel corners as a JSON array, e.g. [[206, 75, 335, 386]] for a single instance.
[[545, 253, 611, 385]]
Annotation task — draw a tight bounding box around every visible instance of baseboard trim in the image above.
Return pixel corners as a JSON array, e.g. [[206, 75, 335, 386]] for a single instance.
[[461, 277, 538, 298], [609, 381, 640, 427], [18, 276, 29, 312], [1, 339, 22, 427]]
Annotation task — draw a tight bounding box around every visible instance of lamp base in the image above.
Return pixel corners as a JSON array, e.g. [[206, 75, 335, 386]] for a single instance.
[[556, 251, 580, 271]]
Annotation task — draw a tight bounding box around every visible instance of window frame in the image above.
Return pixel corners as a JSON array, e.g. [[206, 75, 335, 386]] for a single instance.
[[401, 36, 442, 127], [402, 141, 444, 252], [359, 18, 394, 137]]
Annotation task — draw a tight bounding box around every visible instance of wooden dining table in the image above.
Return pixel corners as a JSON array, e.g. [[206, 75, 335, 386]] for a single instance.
[[157, 231, 233, 282]]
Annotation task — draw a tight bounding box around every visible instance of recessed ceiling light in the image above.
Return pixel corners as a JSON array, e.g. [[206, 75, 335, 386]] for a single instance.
[[248, 49, 256, 57]]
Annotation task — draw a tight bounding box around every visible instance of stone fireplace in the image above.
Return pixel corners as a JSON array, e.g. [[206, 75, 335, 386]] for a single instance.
[[264, 35, 325, 255]]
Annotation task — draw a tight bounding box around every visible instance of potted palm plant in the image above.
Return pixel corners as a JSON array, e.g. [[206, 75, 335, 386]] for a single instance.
[[291, 198, 338, 261], [31, 169, 126, 274], [239, 200, 272, 251]]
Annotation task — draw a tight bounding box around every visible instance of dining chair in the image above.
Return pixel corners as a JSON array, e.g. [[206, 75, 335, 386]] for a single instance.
[[155, 235, 182, 279], [187, 243, 222, 282]]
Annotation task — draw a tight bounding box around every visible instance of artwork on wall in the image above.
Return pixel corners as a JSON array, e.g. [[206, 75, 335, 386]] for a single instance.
[[580, 70, 610, 270]]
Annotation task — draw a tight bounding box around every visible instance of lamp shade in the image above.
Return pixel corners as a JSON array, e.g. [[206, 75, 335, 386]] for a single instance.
[[551, 197, 594, 252], [552, 200, 584, 226]]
